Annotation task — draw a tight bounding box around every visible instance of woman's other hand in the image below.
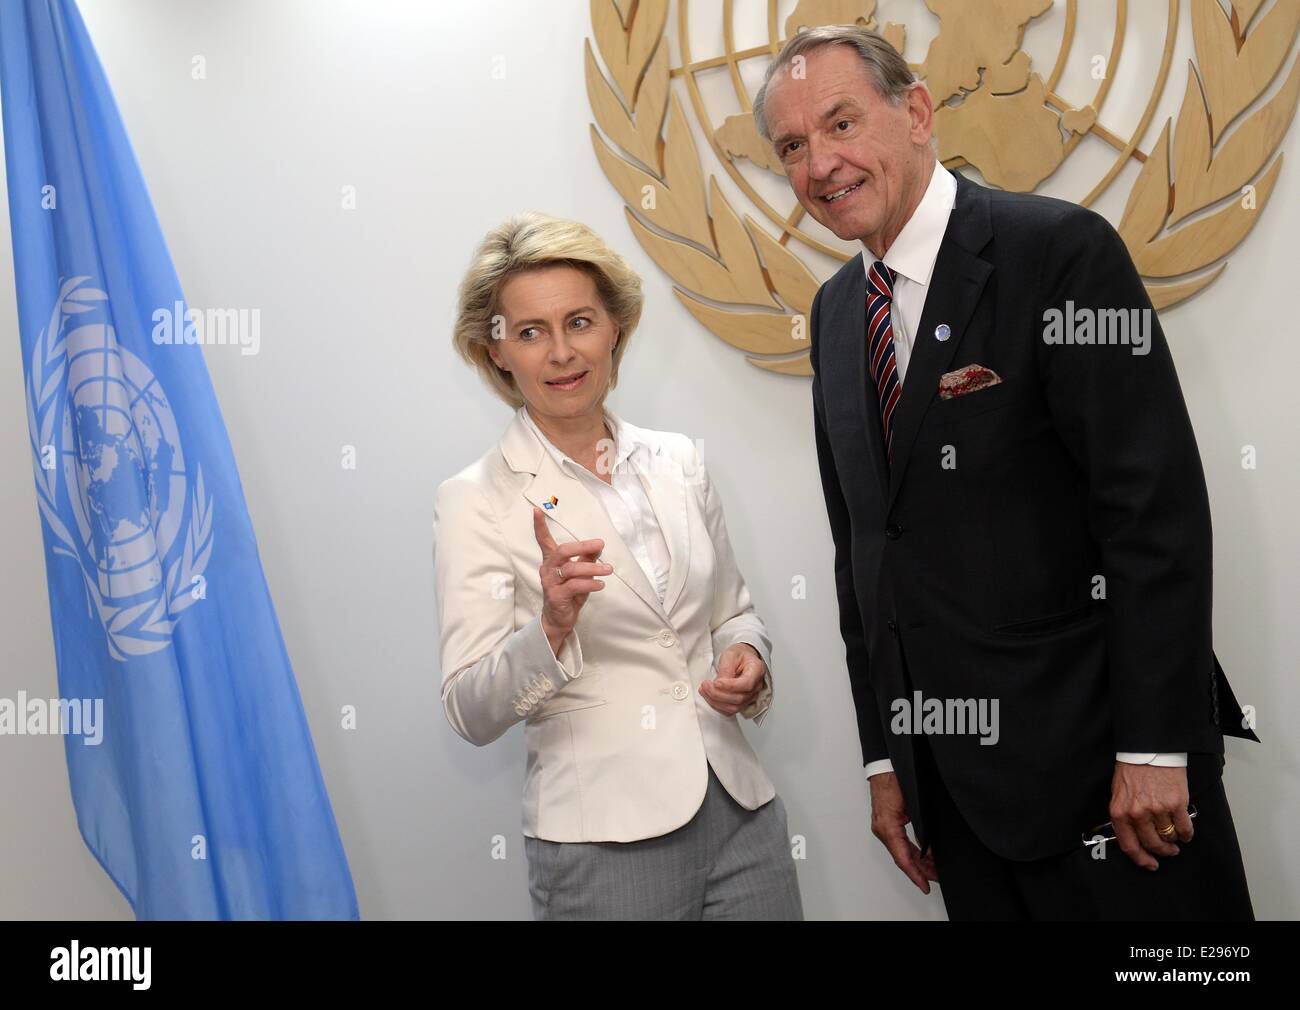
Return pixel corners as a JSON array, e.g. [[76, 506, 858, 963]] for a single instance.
[[700, 643, 767, 716]]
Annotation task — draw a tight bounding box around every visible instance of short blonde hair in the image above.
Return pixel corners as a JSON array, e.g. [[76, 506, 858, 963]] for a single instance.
[[452, 212, 644, 409]]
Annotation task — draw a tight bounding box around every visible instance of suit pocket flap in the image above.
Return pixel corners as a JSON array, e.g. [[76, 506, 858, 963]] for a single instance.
[[934, 377, 1028, 421], [528, 672, 607, 721], [994, 602, 1099, 636]]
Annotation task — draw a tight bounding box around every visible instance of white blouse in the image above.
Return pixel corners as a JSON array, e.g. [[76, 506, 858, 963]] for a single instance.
[[518, 405, 671, 603]]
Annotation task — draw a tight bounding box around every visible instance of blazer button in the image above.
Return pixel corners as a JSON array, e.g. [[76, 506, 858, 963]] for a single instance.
[[514, 704, 528, 717], [658, 629, 677, 647], [884, 523, 903, 540], [670, 681, 689, 700]]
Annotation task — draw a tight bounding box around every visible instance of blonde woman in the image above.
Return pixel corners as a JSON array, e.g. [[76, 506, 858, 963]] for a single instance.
[[434, 213, 802, 920]]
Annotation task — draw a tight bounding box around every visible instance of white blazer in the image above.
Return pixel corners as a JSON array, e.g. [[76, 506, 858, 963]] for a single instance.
[[433, 407, 777, 842]]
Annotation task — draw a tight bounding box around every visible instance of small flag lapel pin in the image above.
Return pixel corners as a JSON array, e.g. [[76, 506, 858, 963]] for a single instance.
[[543, 496, 559, 509]]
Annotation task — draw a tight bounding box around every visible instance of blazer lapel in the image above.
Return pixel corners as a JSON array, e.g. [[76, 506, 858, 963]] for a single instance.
[[836, 252, 890, 500], [632, 431, 690, 616], [500, 410, 678, 623], [886, 171, 993, 513]]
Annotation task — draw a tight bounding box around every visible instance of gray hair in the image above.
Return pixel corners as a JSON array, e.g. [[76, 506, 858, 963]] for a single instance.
[[752, 25, 919, 142]]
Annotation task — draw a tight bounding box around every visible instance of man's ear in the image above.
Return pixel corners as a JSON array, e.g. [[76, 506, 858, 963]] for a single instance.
[[906, 82, 935, 147]]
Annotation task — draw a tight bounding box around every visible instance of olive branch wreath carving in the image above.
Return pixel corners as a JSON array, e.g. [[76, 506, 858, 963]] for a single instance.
[[585, 0, 1300, 376]]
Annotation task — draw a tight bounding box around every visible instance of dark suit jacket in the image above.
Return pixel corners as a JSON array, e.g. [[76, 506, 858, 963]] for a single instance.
[[810, 168, 1257, 861]]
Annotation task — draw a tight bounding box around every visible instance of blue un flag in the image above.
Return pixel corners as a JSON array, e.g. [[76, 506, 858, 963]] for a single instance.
[[0, 0, 359, 918]]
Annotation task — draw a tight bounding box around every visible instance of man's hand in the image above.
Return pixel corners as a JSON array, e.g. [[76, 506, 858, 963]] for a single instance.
[[869, 771, 939, 894], [1108, 762, 1193, 871], [699, 643, 766, 716]]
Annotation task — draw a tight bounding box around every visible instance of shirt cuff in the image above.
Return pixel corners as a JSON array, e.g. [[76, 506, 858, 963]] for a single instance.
[[740, 671, 773, 724], [864, 758, 895, 779], [1116, 751, 1188, 767]]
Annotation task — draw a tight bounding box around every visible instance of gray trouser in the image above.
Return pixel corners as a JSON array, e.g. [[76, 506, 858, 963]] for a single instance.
[[523, 761, 803, 920]]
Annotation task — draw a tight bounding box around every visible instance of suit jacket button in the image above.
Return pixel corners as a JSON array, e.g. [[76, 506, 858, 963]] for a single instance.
[[514, 704, 528, 717], [658, 630, 677, 647], [885, 523, 903, 540], [670, 681, 689, 700]]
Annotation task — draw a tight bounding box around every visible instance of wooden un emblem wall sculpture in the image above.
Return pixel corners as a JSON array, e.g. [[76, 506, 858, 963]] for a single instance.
[[585, 0, 1300, 375]]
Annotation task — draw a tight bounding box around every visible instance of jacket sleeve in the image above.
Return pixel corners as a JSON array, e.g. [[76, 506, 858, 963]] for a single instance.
[[433, 476, 584, 746], [690, 439, 774, 725], [810, 284, 890, 767], [1033, 207, 1222, 752]]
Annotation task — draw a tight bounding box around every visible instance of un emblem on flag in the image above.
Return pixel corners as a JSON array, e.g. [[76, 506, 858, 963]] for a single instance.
[[26, 276, 215, 660]]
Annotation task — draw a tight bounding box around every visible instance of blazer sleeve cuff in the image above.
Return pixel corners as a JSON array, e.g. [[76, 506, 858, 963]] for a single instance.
[[713, 626, 772, 672], [532, 613, 583, 682]]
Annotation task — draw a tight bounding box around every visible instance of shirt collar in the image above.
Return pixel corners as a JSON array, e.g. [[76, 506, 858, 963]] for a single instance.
[[517, 404, 642, 478], [860, 163, 957, 288]]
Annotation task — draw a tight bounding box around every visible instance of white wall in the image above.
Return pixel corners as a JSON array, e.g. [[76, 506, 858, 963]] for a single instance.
[[0, 0, 1295, 920]]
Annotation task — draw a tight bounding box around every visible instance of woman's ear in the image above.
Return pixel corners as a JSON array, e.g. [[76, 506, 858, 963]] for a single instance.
[[487, 343, 509, 372]]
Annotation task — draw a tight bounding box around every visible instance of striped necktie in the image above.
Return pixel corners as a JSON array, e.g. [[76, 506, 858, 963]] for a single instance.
[[866, 260, 901, 463]]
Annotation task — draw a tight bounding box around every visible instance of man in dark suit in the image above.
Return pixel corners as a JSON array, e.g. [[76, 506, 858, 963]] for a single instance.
[[753, 26, 1258, 919]]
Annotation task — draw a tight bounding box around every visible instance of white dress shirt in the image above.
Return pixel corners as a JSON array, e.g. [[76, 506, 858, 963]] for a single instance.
[[520, 404, 671, 606], [860, 160, 957, 386], [858, 163, 1186, 779]]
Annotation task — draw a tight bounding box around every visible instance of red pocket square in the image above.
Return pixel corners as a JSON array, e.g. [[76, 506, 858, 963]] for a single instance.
[[938, 364, 1003, 400]]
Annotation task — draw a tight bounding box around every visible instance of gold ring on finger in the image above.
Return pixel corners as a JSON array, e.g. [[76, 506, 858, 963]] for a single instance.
[[553, 566, 565, 582], [1156, 822, 1177, 839]]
